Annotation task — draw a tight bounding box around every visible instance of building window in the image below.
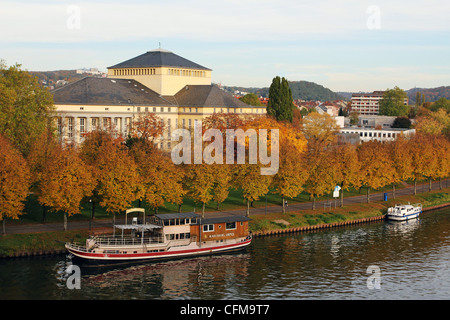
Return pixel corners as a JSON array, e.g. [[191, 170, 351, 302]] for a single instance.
[[188, 119, 192, 129], [79, 118, 85, 138], [57, 117, 62, 135], [160, 107, 164, 112], [153, 107, 156, 112], [182, 119, 186, 129], [68, 117, 73, 138], [168, 119, 171, 138]]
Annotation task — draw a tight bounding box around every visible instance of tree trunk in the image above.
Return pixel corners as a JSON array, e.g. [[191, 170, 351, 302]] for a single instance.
[[340, 189, 344, 207], [367, 187, 370, 203], [63, 213, 67, 231], [392, 183, 396, 199], [42, 205, 47, 223], [178, 204, 182, 213], [414, 179, 417, 195], [202, 202, 205, 218], [312, 195, 316, 210], [216, 202, 220, 210], [2, 219, 5, 235], [439, 177, 442, 190], [282, 197, 286, 214], [246, 199, 250, 217], [429, 178, 432, 192]]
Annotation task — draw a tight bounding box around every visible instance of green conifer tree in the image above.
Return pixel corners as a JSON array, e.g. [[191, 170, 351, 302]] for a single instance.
[[267, 76, 294, 122]]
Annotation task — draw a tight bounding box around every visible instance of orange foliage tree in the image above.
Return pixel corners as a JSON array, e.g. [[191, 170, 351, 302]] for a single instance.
[[129, 140, 186, 214], [80, 130, 142, 222], [38, 146, 95, 231], [0, 135, 30, 234], [357, 141, 395, 203], [333, 143, 361, 206], [389, 136, 413, 198]]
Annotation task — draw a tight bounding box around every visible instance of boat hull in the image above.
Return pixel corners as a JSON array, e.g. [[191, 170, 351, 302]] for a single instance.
[[386, 210, 421, 221], [66, 238, 251, 267]]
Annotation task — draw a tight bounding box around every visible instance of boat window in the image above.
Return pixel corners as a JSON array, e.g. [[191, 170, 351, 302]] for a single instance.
[[226, 222, 236, 230], [203, 224, 214, 232]]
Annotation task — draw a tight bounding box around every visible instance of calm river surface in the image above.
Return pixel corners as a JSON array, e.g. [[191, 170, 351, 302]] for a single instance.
[[1, 207, 449, 300]]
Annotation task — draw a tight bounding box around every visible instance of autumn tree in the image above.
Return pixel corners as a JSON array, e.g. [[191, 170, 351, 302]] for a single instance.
[[271, 121, 309, 212], [233, 163, 273, 216], [211, 164, 232, 210], [333, 143, 361, 206], [389, 136, 413, 198], [409, 134, 441, 194], [127, 112, 165, 143], [302, 112, 339, 151], [80, 130, 142, 222], [26, 128, 61, 222], [0, 62, 55, 156], [304, 147, 340, 209], [184, 163, 215, 217], [129, 139, 186, 214], [357, 141, 395, 203], [0, 135, 30, 234], [38, 146, 96, 231]]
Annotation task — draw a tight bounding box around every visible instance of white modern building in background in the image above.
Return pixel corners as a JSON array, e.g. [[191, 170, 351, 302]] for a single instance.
[[351, 91, 408, 115]]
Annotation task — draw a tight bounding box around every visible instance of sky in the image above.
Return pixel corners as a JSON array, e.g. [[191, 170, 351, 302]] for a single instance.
[[1, 0, 449, 92]]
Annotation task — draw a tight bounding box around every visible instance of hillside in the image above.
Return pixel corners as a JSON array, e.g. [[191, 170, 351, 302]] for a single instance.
[[223, 80, 345, 101], [29, 69, 105, 89], [406, 86, 450, 103]]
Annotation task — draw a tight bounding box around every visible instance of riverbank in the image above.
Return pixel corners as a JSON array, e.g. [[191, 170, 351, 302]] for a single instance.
[[1, 187, 449, 259], [250, 188, 450, 236]]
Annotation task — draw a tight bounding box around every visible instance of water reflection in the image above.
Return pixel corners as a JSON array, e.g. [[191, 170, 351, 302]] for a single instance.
[[65, 253, 250, 299]]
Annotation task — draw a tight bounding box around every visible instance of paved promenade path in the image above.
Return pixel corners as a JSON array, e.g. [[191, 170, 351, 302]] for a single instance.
[[5, 179, 449, 235]]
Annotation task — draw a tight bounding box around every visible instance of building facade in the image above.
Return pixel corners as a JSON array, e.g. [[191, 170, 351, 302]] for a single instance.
[[52, 48, 266, 148], [350, 91, 408, 115], [339, 127, 415, 143]]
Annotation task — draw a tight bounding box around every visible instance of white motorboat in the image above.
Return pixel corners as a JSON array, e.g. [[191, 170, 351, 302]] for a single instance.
[[386, 203, 422, 221]]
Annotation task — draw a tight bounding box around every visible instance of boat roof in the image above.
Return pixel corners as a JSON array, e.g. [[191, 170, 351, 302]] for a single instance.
[[155, 212, 200, 220], [192, 215, 251, 225]]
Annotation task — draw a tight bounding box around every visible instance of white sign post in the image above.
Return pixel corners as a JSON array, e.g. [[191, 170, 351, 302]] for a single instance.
[[333, 185, 341, 208]]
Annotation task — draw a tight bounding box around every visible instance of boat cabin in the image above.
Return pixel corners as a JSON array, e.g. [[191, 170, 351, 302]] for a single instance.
[[191, 216, 251, 243]]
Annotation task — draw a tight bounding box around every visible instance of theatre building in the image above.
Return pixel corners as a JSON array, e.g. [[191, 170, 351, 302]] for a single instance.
[[52, 48, 266, 148]]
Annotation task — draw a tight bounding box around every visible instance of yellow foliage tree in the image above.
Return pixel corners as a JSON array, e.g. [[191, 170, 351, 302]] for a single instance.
[[0, 135, 30, 234]]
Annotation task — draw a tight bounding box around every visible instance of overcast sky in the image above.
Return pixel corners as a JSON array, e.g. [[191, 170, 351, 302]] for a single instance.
[[1, 0, 449, 92]]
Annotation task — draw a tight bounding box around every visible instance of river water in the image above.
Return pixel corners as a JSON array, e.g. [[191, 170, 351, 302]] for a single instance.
[[1, 208, 449, 300]]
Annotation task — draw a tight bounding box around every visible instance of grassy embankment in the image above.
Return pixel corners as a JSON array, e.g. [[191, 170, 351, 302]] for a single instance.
[[0, 187, 449, 258], [250, 187, 450, 233]]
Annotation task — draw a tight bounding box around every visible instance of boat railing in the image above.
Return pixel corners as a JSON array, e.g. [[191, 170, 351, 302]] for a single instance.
[[66, 242, 89, 252], [92, 235, 165, 247]]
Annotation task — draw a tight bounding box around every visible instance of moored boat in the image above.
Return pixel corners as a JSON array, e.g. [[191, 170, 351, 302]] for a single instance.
[[65, 209, 252, 267], [386, 203, 422, 221]]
